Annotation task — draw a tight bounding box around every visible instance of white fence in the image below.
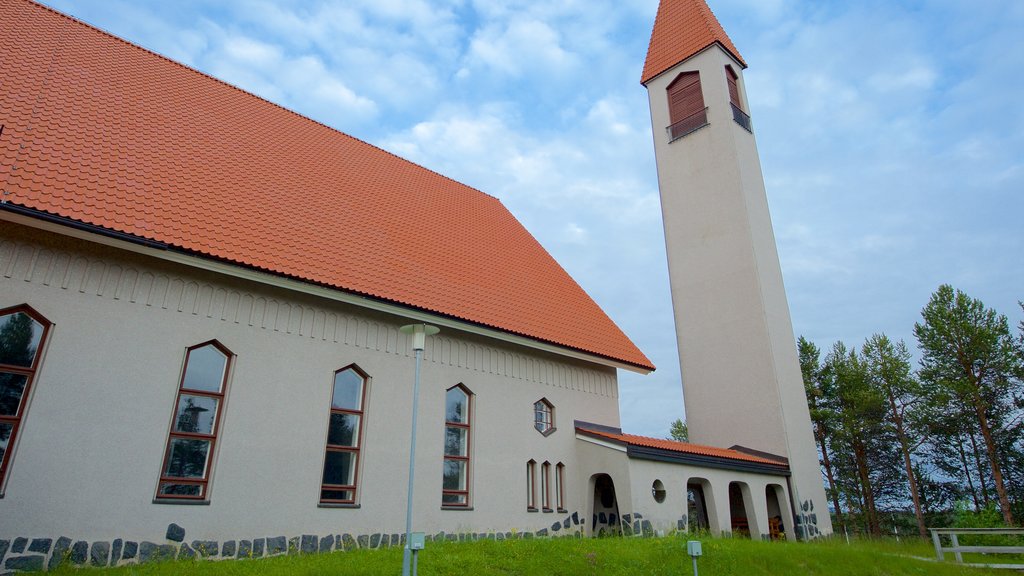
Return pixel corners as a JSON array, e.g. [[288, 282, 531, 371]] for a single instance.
[[929, 527, 1024, 570]]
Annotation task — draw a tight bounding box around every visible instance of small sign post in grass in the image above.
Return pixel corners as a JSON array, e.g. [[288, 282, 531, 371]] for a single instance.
[[687, 540, 702, 576]]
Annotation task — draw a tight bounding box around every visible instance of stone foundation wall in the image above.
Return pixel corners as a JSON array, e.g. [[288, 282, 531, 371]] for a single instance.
[[0, 514, 585, 574]]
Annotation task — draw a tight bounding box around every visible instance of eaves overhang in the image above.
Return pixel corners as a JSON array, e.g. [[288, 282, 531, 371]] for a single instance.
[[626, 444, 791, 477], [0, 205, 654, 374]]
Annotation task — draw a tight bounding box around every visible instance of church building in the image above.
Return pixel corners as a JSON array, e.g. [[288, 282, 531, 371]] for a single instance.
[[0, 0, 827, 570]]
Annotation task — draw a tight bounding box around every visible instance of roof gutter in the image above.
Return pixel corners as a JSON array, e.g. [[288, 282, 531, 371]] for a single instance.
[[1, 205, 653, 374]]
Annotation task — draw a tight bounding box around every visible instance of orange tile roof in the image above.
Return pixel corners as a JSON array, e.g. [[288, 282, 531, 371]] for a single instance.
[[641, 0, 746, 85], [576, 426, 787, 468], [0, 0, 654, 372]]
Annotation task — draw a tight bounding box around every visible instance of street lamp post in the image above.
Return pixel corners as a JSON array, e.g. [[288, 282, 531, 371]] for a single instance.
[[399, 323, 439, 576]]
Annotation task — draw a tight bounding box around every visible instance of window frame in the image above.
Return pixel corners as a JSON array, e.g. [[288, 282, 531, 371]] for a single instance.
[[533, 398, 555, 436], [0, 304, 52, 495], [541, 461, 552, 512], [442, 383, 472, 508], [154, 340, 232, 502], [666, 70, 708, 141], [319, 364, 369, 506], [725, 64, 752, 132], [555, 462, 566, 513], [526, 459, 538, 511]]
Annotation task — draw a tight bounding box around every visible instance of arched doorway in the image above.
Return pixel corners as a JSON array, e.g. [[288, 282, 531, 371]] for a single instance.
[[729, 481, 752, 537], [590, 474, 621, 536], [687, 481, 710, 532], [765, 484, 791, 540]]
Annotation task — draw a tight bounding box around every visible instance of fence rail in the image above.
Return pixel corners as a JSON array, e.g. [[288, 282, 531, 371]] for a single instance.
[[929, 527, 1024, 570]]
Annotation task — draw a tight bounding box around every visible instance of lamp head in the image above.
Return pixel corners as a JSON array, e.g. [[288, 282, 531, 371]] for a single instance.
[[399, 323, 440, 351]]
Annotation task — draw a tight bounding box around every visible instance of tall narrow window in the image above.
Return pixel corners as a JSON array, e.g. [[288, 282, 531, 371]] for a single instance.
[[0, 305, 51, 492], [156, 341, 231, 500], [667, 71, 707, 140], [526, 459, 537, 511], [555, 462, 566, 512], [541, 461, 552, 512], [533, 398, 554, 436], [442, 384, 472, 507], [725, 65, 752, 132], [725, 65, 741, 109], [320, 366, 367, 504]]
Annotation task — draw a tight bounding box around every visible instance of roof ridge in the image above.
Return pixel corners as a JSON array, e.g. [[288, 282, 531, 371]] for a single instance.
[[26, 0, 502, 204]]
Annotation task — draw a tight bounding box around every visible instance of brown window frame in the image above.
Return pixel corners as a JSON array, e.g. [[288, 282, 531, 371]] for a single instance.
[[541, 461, 552, 512], [526, 459, 538, 511], [533, 398, 555, 436], [725, 65, 752, 132], [666, 71, 708, 141], [556, 462, 566, 512], [154, 340, 232, 502], [319, 364, 368, 505], [0, 304, 52, 494], [725, 65, 742, 109], [442, 383, 472, 508]]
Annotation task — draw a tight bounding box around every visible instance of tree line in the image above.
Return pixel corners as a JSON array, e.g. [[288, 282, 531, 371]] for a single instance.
[[799, 284, 1023, 537]]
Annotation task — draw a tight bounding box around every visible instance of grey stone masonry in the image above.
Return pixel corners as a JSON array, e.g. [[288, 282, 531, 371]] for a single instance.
[[90, 541, 110, 567], [46, 537, 70, 571], [5, 555, 44, 572], [166, 523, 186, 543], [28, 539, 52, 554], [0, 518, 592, 573]]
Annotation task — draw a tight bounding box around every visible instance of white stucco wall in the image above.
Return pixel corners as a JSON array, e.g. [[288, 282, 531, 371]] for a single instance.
[[623, 457, 796, 541], [644, 45, 832, 537], [0, 221, 621, 544]]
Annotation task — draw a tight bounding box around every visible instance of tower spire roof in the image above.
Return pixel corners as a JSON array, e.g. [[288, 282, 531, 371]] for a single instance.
[[640, 0, 746, 85]]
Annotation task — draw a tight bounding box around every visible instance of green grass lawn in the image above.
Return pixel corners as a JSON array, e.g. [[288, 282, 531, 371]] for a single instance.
[[44, 536, 1012, 575]]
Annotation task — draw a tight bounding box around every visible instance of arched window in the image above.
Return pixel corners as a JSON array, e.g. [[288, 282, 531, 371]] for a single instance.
[[155, 340, 231, 500], [320, 365, 368, 504], [667, 71, 707, 140], [0, 304, 51, 492], [442, 384, 472, 507], [533, 398, 555, 436]]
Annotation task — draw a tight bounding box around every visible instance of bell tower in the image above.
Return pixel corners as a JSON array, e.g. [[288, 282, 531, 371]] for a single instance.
[[641, 0, 832, 537]]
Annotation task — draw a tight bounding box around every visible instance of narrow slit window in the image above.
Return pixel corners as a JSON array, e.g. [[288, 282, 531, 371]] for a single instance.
[[320, 365, 368, 504], [155, 341, 231, 500], [556, 462, 566, 512], [442, 384, 472, 507], [541, 461, 552, 512], [0, 304, 51, 493], [526, 459, 537, 511]]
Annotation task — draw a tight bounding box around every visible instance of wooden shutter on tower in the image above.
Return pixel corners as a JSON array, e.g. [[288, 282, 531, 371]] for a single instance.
[[725, 65, 752, 132], [666, 71, 707, 140], [726, 66, 741, 109]]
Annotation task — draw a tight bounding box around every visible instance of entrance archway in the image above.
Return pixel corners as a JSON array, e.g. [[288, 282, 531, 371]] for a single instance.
[[729, 481, 753, 537], [765, 484, 792, 540], [590, 473, 621, 537], [687, 481, 710, 532]]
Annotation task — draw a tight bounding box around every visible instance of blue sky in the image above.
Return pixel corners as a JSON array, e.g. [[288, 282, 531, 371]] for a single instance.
[[42, 0, 1024, 438]]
